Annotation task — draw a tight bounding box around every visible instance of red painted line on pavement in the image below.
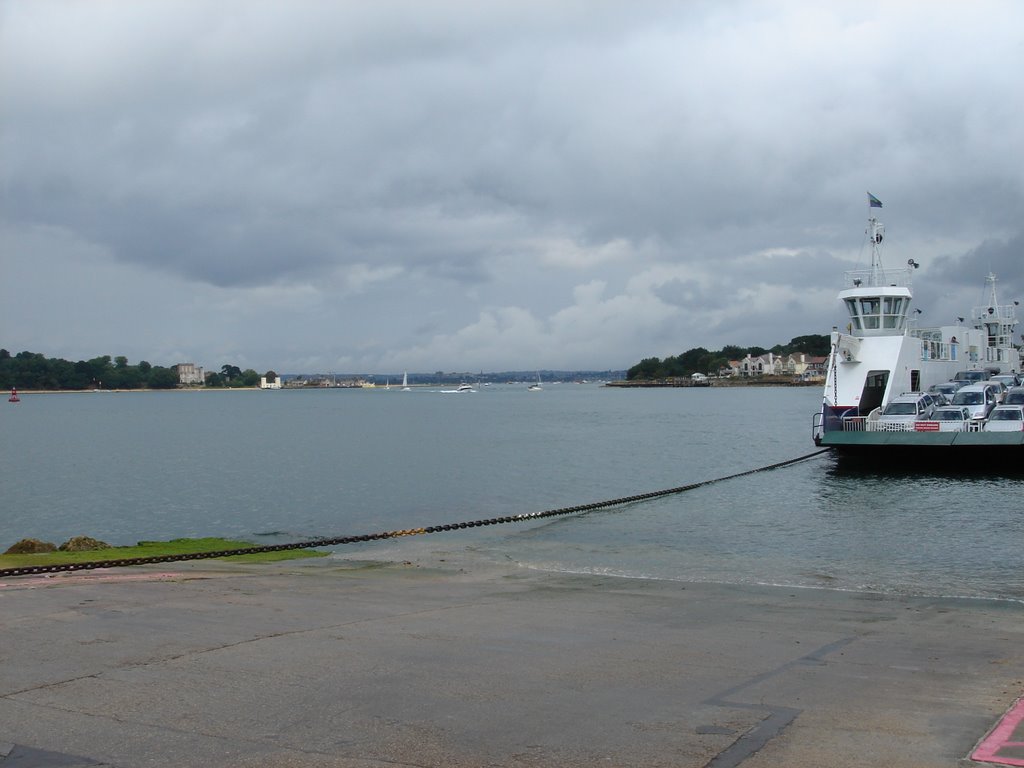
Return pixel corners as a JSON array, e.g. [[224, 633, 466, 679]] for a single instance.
[[973, 696, 1024, 766]]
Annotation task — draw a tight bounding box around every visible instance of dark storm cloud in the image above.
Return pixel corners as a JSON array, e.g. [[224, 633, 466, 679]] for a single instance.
[[930, 236, 1024, 293], [925, 235, 1024, 316]]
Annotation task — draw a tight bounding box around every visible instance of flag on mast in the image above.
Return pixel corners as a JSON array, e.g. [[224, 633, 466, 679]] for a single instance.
[[867, 192, 883, 208]]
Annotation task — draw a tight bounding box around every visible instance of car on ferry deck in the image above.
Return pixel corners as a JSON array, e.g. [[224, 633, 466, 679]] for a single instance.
[[1003, 386, 1024, 405], [983, 405, 1024, 432], [991, 374, 1022, 389], [981, 380, 1007, 404], [878, 392, 937, 426], [953, 370, 991, 385], [950, 384, 999, 421], [931, 405, 973, 432], [927, 381, 961, 404]]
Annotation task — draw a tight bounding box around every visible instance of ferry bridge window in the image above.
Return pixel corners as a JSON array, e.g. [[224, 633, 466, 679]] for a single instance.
[[882, 297, 904, 329], [845, 299, 862, 330], [859, 298, 881, 330]]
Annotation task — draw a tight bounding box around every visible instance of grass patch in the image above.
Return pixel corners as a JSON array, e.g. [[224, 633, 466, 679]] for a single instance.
[[0, 537, 329, 568]]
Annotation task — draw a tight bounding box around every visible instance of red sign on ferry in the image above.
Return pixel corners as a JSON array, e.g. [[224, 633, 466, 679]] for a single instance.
[[915, 421, 940, 432]]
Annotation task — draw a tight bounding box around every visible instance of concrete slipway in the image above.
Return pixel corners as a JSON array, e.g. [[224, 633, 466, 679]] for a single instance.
[[1, 556, 1022, 768]]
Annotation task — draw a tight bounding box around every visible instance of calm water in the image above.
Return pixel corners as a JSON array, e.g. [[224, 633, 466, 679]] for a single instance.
[[2, 385, 1021, 601]]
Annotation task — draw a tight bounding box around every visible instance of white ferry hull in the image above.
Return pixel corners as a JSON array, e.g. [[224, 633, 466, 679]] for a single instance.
[[813, 204, 1021, 462]]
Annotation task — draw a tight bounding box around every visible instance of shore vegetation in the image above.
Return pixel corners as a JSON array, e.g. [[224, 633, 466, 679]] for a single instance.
[[0, 349, 260, 391], [0, 537, 328, 569], [626, 334, 829, 380]]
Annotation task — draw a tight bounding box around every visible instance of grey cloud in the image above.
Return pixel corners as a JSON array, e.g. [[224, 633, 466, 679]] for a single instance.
[[3, 2, 1024, 372], [925, 234, 1024, 311]]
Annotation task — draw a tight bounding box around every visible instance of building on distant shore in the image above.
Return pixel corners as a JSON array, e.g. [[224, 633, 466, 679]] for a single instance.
[[733, 352, 828, 380], [176, 363, 205, 386]]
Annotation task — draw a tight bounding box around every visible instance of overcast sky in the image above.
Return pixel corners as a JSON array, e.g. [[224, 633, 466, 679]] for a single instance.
[[2, 1, 1022, 374]]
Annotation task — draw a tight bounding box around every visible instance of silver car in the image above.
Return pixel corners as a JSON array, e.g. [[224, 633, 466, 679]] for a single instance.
[[991, 374, 1022, 388], [950, 384, 998, 420], [1003, 386, 1024, 406]]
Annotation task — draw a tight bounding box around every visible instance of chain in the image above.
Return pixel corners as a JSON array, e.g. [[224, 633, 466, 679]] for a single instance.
[[1, 450, 829, 579]]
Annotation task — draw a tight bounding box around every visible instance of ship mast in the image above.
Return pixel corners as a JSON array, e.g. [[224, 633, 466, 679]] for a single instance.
[[867, 216, 885, 286], [839, 195, 915, 340], [865, 192, 886, 286], [973, 272, 1018, 351]]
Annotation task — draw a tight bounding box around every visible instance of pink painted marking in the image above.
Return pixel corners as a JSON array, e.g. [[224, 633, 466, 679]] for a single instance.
[[973, 696, 1024, 766]]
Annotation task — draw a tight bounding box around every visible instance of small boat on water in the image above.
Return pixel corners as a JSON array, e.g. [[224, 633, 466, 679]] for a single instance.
[[812, 196, 1022, 464], [456, 383, 475, 393], [401, 372, 411, 392], [528, 372, 542, 391]]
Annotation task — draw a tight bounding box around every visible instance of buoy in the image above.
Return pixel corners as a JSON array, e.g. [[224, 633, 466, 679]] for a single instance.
[[8, 388, 19, 403]]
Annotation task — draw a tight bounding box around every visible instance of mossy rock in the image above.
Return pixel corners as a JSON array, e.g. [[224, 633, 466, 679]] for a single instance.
[[59, 536, 112, 552], [5, 538, 58, 555]]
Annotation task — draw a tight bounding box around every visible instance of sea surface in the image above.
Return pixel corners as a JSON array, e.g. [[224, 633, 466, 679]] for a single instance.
[[2, 384, 1021, 602]]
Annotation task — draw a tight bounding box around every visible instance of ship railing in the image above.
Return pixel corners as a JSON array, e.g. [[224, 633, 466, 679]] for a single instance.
[[861, 418, 983, 433], [842, 415, 867, 431], [915, 338, 955, 361], [867, 420, 917, 432], [983, 347, 1016, 364], [971, 304, 1018, 324], [843, 268, 913, 289]]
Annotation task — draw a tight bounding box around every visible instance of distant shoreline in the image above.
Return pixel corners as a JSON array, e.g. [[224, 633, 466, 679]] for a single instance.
[[10, 378, 822, 394], [10, 387, 263, 395], [606, 376, 820, 388]]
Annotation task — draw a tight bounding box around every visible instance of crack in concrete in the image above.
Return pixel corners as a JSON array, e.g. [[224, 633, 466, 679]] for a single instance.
[[702, 636, 855, 768]]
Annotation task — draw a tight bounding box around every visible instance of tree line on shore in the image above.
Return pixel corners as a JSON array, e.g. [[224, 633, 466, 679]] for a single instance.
[[0, 349, 263, 390], [2, 335, 832, 391], [626, 334, 830, 380]]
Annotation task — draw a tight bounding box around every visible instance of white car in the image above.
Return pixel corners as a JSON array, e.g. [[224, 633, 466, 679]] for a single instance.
[[983, 405, 1024, 432], [930, 405, 973, 432]]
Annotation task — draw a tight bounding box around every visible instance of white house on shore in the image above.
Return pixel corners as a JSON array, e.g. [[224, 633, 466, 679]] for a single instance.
[[176, 363, 204, 385], [732, 352, 827, 379], [260, 372, 281, 389]]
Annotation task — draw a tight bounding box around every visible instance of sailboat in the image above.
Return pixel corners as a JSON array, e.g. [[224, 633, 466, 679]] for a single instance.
[[528, 372, 542, 391], [401, 372, 411, 391]]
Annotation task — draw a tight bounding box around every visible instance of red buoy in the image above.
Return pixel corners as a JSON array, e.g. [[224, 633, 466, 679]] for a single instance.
[[8, 388, 19, 403]]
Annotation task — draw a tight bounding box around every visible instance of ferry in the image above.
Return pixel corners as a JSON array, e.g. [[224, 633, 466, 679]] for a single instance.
[[812, 198, 1023, 462]]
